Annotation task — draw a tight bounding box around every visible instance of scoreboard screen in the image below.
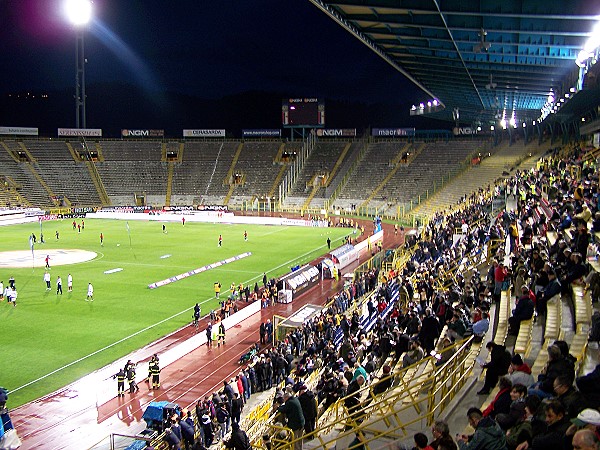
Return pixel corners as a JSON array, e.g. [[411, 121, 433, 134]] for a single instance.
[[282, 98, 325, 126]]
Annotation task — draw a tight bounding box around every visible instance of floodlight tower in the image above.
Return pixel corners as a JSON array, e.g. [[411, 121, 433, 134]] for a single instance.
[[65, 0, 92, 129]]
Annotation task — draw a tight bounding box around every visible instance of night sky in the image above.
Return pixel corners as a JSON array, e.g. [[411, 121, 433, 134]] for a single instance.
[[0, 0, 434, 134]]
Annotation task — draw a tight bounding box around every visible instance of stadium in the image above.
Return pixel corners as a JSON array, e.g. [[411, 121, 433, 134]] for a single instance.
[[1, 0, 600, 449]]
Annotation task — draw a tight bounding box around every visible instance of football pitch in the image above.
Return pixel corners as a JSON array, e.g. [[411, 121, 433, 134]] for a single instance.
[[0, 218, 351, 407]]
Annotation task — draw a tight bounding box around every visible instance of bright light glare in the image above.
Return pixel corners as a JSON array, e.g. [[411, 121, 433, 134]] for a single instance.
[[584, 22, 600, 52], [65, 0, 92, 26]]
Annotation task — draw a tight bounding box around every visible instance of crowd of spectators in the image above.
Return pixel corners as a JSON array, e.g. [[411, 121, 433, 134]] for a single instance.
[[164, 144, 600, 450]]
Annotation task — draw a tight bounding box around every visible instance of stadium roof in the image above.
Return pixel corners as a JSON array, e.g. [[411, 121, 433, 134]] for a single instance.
[[309, 0, 600, 126]]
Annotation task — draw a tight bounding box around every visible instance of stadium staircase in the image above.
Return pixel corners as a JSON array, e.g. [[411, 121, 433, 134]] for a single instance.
[[0, 141, 20, 163], [165, 162, 174, 206], [64, 142, 110, 206], [408, 140, 549, 219], [303, 142, 354, 209], [302, 183, 321, 210], [65, 141, 80, 161], [359, 143, 425, 210], [327, 142, 352, 185], [324, 138, 369, 210], [223, 143, 244, 205], [94, 142, 106, 162], [273, 143, 286, 162], [268, 163, 288, 199]]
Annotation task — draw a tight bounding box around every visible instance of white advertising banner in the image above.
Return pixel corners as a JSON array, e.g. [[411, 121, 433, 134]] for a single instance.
[[0, 126, 38, 136], [183, 129, 226, 137], [58, 128, 102, 137]]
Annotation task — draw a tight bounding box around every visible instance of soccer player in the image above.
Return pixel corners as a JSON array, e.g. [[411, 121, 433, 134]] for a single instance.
[[244, 230, 248, 241], [218, 234, 222, 247], [56, 276, 62, 295], [100, 233, 104, 246], [86, 282, 94, 301], [67, 274, 73, 292], [44, 271, 51, 291], [45, 254, 51, 269]]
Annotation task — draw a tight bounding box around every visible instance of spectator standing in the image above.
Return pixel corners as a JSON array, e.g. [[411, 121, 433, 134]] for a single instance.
[[230, 392, 243, 424], [298, 384, 318, 437], [478, 341, 511, 395], [224, 422, 251, 450], [275, 391, 305, 450]]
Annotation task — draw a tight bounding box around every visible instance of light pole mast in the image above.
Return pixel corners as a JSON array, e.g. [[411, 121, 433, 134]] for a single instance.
[[65, 0, 92, 129], [75, 28, 86, 128]]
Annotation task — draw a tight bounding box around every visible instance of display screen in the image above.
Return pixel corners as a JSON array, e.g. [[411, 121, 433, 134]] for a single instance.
[[282, 98, 325, 126]]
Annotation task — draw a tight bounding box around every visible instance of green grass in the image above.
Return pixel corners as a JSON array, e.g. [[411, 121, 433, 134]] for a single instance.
[[0, 218, 351, 407]]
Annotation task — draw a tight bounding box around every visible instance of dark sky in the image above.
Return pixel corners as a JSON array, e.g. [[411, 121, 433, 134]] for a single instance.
[[0, 0, 433, 131]]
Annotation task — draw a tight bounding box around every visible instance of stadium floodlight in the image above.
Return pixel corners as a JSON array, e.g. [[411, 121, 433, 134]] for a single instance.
[[65, 0, 92, 26], [64, 0, 92, 129]]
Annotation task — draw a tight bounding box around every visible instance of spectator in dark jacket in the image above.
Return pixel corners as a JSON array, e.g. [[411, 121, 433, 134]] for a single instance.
[[536, 270, 561, 317], [298, 385, 318, 437], [457, 407, 507, 450], [553, 375, 586, 419], [224, 422, 251, 450], [529, 345, 575, 399], [180, 409, 196, 449], [508, 287, 535, 336], [576, 359, 600, 407], [478, 341, 512, 395], [483, 376, 513, 419], [419, 308, 441, 353], [527, 401, 570, 450]]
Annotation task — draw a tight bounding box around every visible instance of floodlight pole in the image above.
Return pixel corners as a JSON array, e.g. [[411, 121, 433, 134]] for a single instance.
[[75, 28, 86, 129]]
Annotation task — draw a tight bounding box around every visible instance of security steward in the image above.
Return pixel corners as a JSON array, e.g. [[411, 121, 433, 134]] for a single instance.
[[127, 364, 139, 393], [150, 360, 161, 390], [114, 368, 126, 397]]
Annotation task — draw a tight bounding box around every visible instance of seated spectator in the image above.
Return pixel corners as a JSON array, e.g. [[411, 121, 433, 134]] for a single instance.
[[565, 409, 600, 443], [529, 345, 574, 399], [430, 420, 458, 450], [403, 339, 424, 368], [497, 383, 528, 430], [561, 252, 588, 290], [472, 312, 490, 341], [553, 375, 586, 419], [591, 212, 600, 235], [505, 402, 531, 450], [435, 337, 456, 367], [369, 365, 394, 398], [576, 355, 600, 406], [414, 432, 435, 450], [572, 429, 600, 450], [507, 354, 534, 388], [457, 407, 507, 449], [447, 313, 468, 341], [523, 395, 547, 439], [508, 286, 535, 336], [553, 340, 577, 370], [535, 270, 561, 317], [483, 376, 513, 419], [516, 401, 570, 450]]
